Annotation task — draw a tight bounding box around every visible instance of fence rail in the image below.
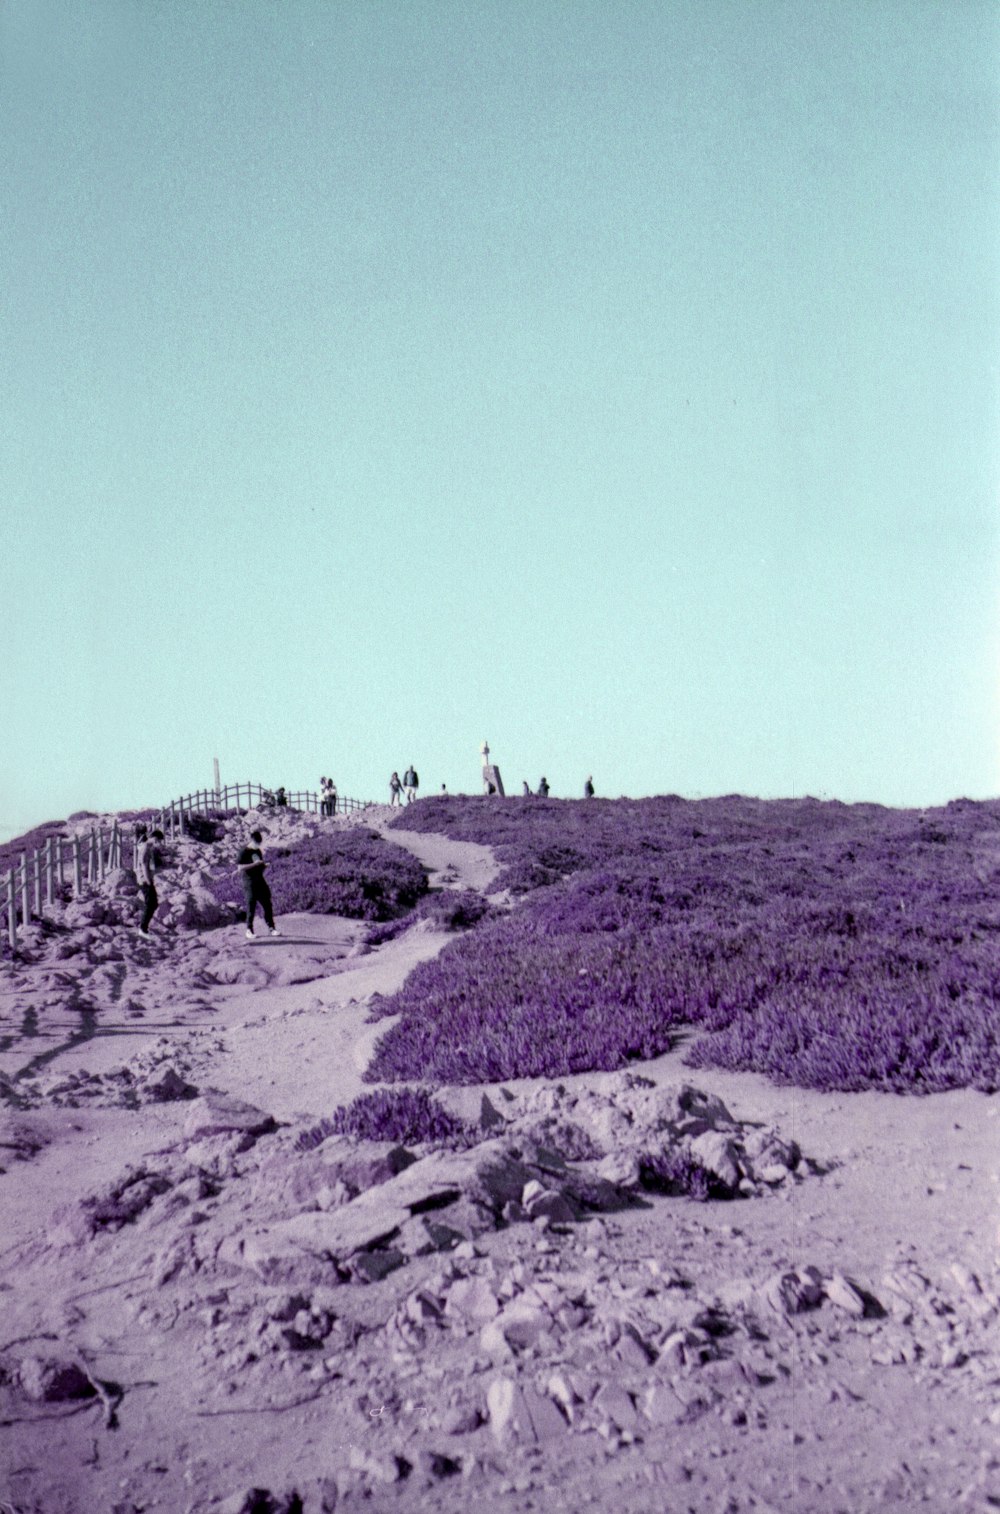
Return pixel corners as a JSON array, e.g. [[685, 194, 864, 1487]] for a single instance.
[[149, 781, 369, 837], [1, 782, 371, 951]]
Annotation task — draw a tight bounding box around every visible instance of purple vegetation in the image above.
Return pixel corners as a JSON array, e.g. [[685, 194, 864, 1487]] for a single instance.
[[295, 1087, 468, 1151], [373, 795, 1000, 1094], [210, 828, 428, 922], [366, 889, 492, 946], [637, 1149, 723, 1202]]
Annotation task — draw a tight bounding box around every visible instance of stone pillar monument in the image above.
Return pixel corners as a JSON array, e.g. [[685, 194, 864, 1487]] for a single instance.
[[480, 740, 505, 797]]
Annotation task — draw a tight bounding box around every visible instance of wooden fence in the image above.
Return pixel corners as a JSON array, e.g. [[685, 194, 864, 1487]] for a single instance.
[[148, 782, 370, 838], [1, 782, 371, 951]]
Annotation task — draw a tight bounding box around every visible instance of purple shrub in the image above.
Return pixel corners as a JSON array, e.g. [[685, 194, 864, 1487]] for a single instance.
[[638, 1149, 723, 1201], [210, 827, 428, 922], [304, 1087, 469, 1148], [366, 889, 492, 945]]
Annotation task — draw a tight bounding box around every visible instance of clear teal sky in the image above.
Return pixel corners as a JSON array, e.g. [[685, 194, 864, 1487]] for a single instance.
[[2, 0, 998, 836]]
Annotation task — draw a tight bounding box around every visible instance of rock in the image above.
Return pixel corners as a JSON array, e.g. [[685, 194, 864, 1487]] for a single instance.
[[81, 1166, 175, 1232], [764, 1268, 824, 1316], [596, 1150, 642, 1188], [18, 1355, 96, 1403], [521, 1179, 577, 1223], [481, 1302, 551, 1355], [487, 1378, 567, 1444], [688, 1131, 742, 1193], [217, 1491, 304, 1514], [140, 1065, 198, 1102], [439, 1403, 482, 1434], [484, 1380, 514, 1435], [259, 1139, 415, 1211], [396, 1214, 465, 1257], [347, 1448, 408, 1484], [219, 1229, 342, 1287], [349, 1249, 405, 1283], [593, 1382, 640, 1432], [643, 1384, 687, 1427], [183, 1091, 277, 1142], [825, 1272, 869, 1317], [278, 1199, 407, 1258], [445, 1276, 501, 1323], [185, 1132, 252, 1179]]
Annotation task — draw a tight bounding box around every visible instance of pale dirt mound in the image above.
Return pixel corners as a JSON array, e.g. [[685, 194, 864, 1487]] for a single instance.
[[0, 819, 997, 1514]]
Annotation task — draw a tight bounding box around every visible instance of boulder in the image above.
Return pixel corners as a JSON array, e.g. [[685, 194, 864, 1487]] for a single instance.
[[218, 1229, 342, 1288], [18, 1355, 96, 1403], [184, 1091, 277, 1142], [688, 1130, 742, 1193], [140, 1065, 197, 1102]]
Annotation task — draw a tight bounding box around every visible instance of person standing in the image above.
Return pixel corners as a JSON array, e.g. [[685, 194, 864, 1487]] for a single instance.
[[238, 829, 280, 939], [135, 825, 165, 935], [389, 772, 404, 806], [403, 764, 419, 804], [584, 776, 595, 798], [537, 777, 550, 798], [327, 776, 338, 815]]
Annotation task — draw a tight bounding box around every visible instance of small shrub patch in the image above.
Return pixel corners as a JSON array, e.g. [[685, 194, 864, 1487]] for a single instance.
[[295, 1088, 469, 1151]]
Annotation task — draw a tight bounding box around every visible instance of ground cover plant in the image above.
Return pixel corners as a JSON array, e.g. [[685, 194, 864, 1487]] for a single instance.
[[374, 795, 1000, 1093], [211, 827, 428, 922], [366, 888, 491, 946], [295, 1087, 469, 1151]]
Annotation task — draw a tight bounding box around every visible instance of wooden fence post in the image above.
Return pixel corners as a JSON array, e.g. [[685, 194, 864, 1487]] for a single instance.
[[7, 870, 15, 950], [57, 836, 65, 890], [73, 836, 82, 894], [19, 855, 29, 922], [98, 826, 107, 881], [45, 837, 54, 906]]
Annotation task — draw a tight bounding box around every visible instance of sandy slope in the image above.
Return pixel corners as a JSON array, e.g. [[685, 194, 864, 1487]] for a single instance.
[[0, 815, 997, 1514]]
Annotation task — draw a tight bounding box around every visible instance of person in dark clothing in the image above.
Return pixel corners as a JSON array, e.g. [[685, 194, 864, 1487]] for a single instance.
[[135, 825, 165, 934], [238, 829, 280, 938], [537, 777, 550, 798], [584, 776, 595, 798]]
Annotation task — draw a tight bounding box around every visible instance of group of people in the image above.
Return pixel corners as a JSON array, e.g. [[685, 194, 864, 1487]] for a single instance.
[[133, 822, 279, 941], [389, 766, 420, 806], [319, 776, 338, 815], [518, 776, 595, 799]]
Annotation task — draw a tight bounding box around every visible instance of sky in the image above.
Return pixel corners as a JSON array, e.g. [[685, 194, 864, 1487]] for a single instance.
[[2, 0, 998, 837]]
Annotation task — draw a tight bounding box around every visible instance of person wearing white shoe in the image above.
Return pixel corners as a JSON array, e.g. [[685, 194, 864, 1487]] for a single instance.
[[237, 828, 277, 937]]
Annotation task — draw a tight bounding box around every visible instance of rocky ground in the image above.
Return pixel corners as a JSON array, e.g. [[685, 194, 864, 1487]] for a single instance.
[[1, 808, 998, 1514]]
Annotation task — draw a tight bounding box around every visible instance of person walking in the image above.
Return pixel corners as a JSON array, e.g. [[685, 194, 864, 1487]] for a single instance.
[[319, 777, 330, 816], [327, 777, 338, 815], [584, 776, 595, 798], [403, 764, 419, 803], [389, 771, 404, 807], [238, 829, 280, 938], [134, 825, 165, 935], [521, 780, 530, 797]]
